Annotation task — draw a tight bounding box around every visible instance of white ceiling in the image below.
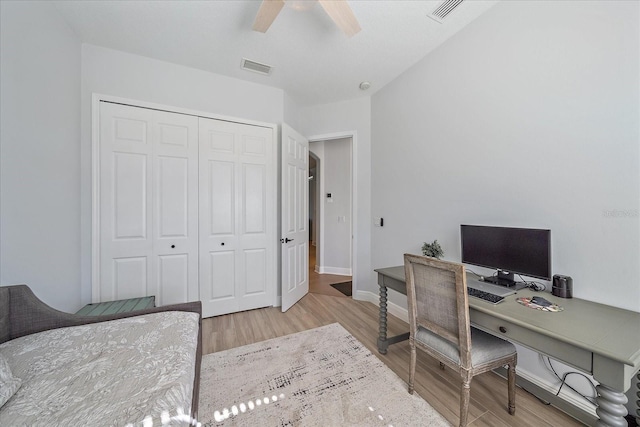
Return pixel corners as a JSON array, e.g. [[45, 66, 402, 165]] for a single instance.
[[53, 0, 498, 107]]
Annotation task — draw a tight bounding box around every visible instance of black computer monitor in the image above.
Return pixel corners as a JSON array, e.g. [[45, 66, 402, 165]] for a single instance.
[[460, 225, 551, 287]]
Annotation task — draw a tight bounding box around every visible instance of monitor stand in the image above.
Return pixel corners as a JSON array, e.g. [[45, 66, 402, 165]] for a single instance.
[[484, 270, 516, 287]]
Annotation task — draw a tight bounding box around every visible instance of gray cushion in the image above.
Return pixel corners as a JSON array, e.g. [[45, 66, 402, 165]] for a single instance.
[[415, 326, 516, 367]]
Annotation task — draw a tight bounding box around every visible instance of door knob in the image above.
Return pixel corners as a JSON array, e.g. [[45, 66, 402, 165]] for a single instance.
[[280, 238, 295, 243], [171, 245, 175, 249], [221, 242, 225, 246]]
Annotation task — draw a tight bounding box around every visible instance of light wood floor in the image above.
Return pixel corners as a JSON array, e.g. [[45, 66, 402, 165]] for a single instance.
[[308, 244, 352, 297], [201, 293, 583, 427]]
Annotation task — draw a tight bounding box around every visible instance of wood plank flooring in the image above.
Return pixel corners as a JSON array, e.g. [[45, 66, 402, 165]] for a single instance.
[[201, 293, 583, 427], [308, 244, 351, 297]]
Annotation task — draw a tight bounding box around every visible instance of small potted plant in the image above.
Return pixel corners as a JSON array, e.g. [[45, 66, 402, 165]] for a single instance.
[[422, 240, 444, 259]]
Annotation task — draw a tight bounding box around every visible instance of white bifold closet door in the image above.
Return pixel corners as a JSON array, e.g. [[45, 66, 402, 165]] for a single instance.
[[198, 118, 275, 318], [99, 102, 199, 305]]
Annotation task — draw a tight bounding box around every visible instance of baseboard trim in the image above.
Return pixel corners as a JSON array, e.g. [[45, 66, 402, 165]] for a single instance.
[[355, 290, 408, 323], [354, 290, 376, 304], [494, 367, 597, 425], [315, 266, 352, 276]]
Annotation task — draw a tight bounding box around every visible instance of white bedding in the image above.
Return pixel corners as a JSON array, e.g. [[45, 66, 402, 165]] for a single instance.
[[0, 311, 198, 426]]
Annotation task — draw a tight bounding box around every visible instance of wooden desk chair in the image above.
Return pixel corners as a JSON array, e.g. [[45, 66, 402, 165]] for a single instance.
[[404, 254, 517, 427]]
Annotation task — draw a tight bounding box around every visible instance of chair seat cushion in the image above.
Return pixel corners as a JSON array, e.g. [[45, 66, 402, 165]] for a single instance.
[[415, 326, 516, 368]]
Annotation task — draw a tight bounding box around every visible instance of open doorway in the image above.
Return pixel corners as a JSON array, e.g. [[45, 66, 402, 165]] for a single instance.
[[308, 137, 353, 298]]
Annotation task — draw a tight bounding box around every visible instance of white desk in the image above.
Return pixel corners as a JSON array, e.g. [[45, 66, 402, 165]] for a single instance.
[[375, 266, 640, 427]]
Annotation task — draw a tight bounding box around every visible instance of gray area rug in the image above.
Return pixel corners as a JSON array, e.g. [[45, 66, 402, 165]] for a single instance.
[[197, 323, 450, 426]]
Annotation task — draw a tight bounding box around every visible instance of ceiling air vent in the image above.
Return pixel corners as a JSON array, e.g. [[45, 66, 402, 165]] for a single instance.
[[428, 0, 465, 23], [241, 58, 272, 75]]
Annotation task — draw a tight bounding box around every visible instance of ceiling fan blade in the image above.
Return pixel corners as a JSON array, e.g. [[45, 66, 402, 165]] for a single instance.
[[252, 0, 285, 33], [318, 0, 361, 38]]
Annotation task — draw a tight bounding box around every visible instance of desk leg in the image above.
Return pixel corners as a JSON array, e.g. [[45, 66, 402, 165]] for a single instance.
[[377, 285, 388, 354], [595, 384, 628, 427]]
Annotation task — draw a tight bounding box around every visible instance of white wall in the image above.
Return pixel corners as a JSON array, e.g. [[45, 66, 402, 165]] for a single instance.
[[80, 44, 286, 304], [372, 0, 639, 311], [0, 1, 81, 311], [299, 98, 372, 295], [283, 92, 303, 133], [371, 0, 639, 417], [310, 138, 352, 274]]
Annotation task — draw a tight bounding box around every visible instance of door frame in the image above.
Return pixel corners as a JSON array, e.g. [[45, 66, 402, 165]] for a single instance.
[[91, 93, 278, 304], [306, 131, 358, 296]]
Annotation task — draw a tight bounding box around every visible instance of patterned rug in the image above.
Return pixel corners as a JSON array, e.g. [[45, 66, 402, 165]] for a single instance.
[[197, 323, 450, 426]]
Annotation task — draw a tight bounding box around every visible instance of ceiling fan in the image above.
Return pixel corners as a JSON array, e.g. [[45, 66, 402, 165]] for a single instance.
[[252, 0, 361, 38]]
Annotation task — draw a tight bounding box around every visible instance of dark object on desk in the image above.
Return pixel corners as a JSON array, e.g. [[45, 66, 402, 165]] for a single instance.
[[330, 281, 352, 296], [467, 287, 504, 304], [531, 296, 553, 307], [552, 275, 573, 298], [516, 297, 564, 312], [461, 225, 551, 287]]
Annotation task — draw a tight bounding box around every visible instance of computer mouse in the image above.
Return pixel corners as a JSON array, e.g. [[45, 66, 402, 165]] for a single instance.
[[531, 296, 552, 307]]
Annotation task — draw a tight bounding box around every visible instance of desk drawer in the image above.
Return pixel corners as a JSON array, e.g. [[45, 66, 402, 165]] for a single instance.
[[471, 310, 593, 373]]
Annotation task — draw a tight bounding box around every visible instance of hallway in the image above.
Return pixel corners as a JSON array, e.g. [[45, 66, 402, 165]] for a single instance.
[[308, 245, 351, 298]]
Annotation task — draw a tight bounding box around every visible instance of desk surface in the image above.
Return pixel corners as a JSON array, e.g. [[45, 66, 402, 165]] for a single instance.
[[375, 266, 640, 369], [375, 265, 640, 425]]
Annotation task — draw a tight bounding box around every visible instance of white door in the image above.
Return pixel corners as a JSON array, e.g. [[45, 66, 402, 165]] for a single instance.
[[199, 118, 276, 317], [99, 102, 198, 305], [281, 124, 309, 312]]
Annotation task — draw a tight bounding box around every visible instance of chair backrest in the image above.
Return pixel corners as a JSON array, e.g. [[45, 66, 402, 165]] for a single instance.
[[404, 254, 472, 368]]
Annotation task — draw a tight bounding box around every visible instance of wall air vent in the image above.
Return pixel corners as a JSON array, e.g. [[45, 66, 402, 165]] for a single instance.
[[241, 58, 272, 75], [428, 0, 465, 23]]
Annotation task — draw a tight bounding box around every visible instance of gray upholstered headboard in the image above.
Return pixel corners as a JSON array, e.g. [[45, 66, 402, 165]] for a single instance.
[[0, 284, 203, 418], [0, 285, 202, 344], [0, 286, 9, 344]]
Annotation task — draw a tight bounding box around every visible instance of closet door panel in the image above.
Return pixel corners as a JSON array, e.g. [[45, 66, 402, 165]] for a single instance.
[[152, 110, 199, 305], [157, 156, 188, 237], [112, 152, 147, 239], [158, 254, 189, 305], [113, 257, 148, 300], [100, 103, 153, 302], [243, 163, 266, 234], [208, 251, 236, 300], [244, 249, 266, 295], [99, 103, 198, 305], [208, 160, 235, 235], [199, 117, 275, 317], [99, 102, 275, 314], [208, 130, 235, 153]]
